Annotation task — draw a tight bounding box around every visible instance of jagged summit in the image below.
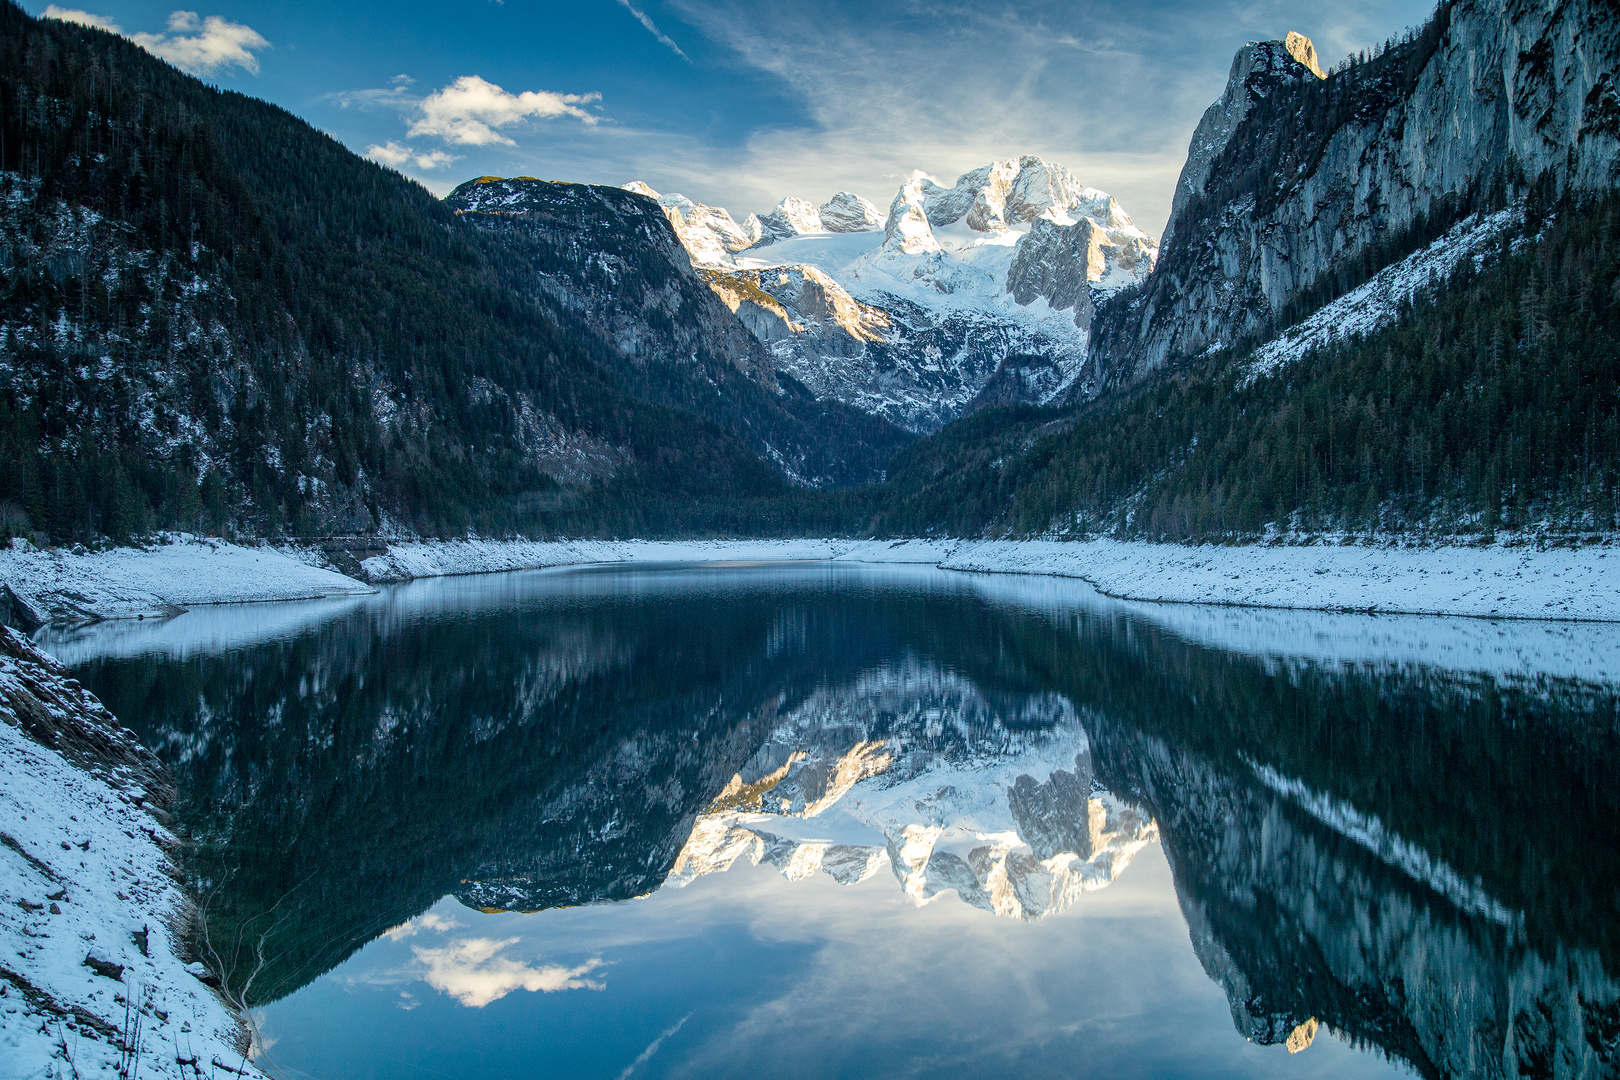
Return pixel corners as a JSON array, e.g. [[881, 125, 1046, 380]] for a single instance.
[[1166, 32, 1329, 239], [819, 191, 885, 232], [623, 180, 762, 265], [615, 157, 1159, 431], [1283, 30, 1327, 79]]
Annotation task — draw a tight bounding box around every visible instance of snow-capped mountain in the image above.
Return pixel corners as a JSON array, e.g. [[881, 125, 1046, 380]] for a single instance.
[[668, 662, 1158, 919], [625, 157, 1159, 433]]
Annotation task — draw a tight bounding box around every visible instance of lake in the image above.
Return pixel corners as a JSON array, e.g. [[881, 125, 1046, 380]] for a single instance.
[[40, 562, 1620, 1080]]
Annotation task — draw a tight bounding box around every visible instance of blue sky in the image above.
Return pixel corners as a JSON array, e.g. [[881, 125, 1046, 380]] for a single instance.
[[26, 0, 1436, 237]]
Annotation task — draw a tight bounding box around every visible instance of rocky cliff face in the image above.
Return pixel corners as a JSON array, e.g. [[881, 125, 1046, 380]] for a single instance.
[[1090, 714, 1620, 1079], [448, 177, 911, 485], [1095, 1, 1620, 380]]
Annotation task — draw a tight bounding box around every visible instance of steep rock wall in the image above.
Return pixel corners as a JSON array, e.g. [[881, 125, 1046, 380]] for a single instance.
[[1095, 0, 1620, 380]]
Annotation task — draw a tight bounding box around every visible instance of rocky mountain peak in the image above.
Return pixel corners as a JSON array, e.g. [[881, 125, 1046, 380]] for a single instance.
[[883, 177, 943, 255], [818, 191, 885, 232], [622, 180, 760, 265], [1283, 30, 1327, 80], [755, 196, 824, 246], [1165, 32, 1329, 239]]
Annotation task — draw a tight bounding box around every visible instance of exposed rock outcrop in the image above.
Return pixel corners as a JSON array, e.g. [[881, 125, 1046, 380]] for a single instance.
[[883, 177, 943, 255], [817, 191, 885, 232], [1006, 217, 1102, 328], [1095, 3, 1620, 381], [702, 264, 891, 355], [621, 180, 760, 265], [753, 196, 824, 246]]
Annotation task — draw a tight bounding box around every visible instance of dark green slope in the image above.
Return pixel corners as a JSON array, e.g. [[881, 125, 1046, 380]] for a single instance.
[[0, 3, 862, 542], [874, 191, 1620, 540], [448, 177, 912, 489]]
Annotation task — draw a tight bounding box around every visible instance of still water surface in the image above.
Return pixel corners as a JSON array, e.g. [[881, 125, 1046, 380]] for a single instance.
[[40, 563, 1620, 1079]]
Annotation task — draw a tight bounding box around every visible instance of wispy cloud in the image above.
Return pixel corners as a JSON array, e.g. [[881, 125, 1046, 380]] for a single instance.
[[617, 1012, 692, 1079], [543, 0, 1431, 236], [614, 0, 690, 61], [408, 75, 602, 145], [366, 140, 461, 171], [413, 937, 605, 1007]]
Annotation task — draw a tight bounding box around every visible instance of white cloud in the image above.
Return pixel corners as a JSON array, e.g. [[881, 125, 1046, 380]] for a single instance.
[[413, 937, 605, 1007], [41, 6, 268, 78], [41, 5, 120, 30], [614, 0, 689, 61], [366, 141, 461, 171], [382, 911, 464, 940], [408, 75, 601, 146]]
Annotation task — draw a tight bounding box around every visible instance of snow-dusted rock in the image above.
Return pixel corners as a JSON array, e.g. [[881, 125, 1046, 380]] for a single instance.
[[703, 264, 890, 353], [752, 196, 824, 246], [621, 180, 757, 266], [668, 663, 1158, 919], [882, 179, 943, 255], [817, 191, 884, 232], [1244, 207, 1520, 382], [631, 157, 1155, 430], [1006, 218, 1102, 327]]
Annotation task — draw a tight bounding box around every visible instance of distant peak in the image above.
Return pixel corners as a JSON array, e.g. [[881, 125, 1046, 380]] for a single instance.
[[623, 180, 660, 197], [1284, 31, 1327, 80]]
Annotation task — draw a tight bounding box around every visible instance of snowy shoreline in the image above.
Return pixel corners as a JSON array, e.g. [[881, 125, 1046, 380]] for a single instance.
[[1, 533, 1617, 625], [0, 628, 266, 1079]]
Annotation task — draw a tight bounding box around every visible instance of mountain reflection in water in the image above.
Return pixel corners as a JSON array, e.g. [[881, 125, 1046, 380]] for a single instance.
[[48, 563, 1620, 1080]]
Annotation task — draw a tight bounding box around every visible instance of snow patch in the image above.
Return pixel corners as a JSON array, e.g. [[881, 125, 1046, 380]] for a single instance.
[[1246, 209, 1520, 382]]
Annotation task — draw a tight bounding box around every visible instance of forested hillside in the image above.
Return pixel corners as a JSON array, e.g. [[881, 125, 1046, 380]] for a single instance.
[[0, 0, 1615, 549], [448, 177, 911, 488], [0, 3, 859, 543], [874, 189, 1620, 540]]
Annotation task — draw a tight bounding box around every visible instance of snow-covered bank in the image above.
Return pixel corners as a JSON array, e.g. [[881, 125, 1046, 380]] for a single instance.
[[937, 538, 1620, 621], [0, 536, 375, 625], [259, 534, 1620, 622], [0, 629, 264, 1079], [3, 534, 1617, 625]]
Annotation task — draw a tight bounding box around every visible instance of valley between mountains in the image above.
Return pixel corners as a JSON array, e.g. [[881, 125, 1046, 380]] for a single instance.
[[0, 0, 1617, 555], [2, 4, 1619, 1078]]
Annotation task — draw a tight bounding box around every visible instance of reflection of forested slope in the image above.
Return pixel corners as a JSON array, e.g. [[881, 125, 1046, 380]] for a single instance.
[[78, 591, 914, 1004], [1091, 715, 1618, 1079], [73, 575, 1620, 1077], [905, 605, 1620, 962], [900, 603, 1620, 1077]]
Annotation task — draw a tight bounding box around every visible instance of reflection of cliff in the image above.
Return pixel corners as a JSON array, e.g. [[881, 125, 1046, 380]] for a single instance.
[[67, 565, 1620, 1079], [668, 662, 1156, 919], [1088, 714, 1620, 1079]]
